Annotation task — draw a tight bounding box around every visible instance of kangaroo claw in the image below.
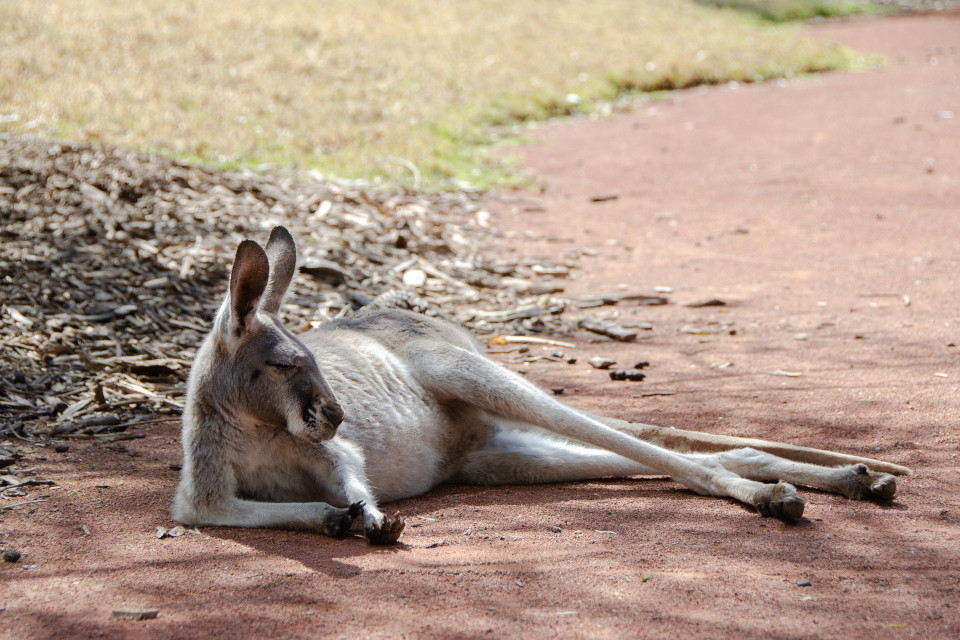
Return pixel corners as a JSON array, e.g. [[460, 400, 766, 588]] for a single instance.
[[365, 512, 405, 545]]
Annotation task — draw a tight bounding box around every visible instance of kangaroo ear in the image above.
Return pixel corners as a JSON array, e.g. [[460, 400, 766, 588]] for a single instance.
[[229, 240, 270, 335], [260, 226, 297, 315]]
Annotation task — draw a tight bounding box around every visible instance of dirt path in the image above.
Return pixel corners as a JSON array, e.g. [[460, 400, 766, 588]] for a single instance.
[[3, 13, 959, 640]]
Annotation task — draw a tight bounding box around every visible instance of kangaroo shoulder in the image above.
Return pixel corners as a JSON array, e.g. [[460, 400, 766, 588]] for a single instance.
[[311, 310, 480, 354]]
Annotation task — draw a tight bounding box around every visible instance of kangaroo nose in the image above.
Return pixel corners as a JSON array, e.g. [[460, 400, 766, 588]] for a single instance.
[[321, 403, 344, 428]]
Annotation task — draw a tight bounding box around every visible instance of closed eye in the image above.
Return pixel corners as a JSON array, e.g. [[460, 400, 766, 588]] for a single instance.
[[267, 361, 296, 371]]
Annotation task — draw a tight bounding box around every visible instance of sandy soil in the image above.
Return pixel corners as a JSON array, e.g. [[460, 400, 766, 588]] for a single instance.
[[2, 12, 959, 640]]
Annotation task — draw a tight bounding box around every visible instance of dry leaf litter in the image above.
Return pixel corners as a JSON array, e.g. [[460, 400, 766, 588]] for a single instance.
[[1, 135, 671, 449]]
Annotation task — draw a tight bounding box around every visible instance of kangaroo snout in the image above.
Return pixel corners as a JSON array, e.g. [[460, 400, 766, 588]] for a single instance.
[[299, 401, 340, 443], [321, 403, 344, 428]]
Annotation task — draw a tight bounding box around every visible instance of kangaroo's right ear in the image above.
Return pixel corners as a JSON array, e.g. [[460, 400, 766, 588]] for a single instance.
[[260, 226, 297, 315], [227, 240, 270, 337]]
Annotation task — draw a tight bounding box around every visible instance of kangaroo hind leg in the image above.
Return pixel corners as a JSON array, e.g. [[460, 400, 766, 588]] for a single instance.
[[413, 344, 806, 522], [706, 448, 898, 501], [452, 427, 655, 485], [592, 416, 899, 500]]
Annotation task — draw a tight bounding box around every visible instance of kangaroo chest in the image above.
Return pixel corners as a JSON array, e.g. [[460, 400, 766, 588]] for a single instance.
[[306, 334, 494, 500]]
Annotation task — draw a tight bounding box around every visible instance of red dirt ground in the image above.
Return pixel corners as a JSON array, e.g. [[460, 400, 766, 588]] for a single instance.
[[2, 12, 959, 640]]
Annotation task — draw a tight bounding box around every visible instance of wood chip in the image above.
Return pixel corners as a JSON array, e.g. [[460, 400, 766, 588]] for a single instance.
[[112, 608, 160, 621], [577, 293, 668, 308], [0, 135, 633, 439], [578, 318, 637, 342], [588, 357, 616, 370], [685, 298, 726, 308]]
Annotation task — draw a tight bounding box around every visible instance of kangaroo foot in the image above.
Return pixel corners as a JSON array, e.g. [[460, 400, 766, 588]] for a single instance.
[[844, 464, 897, 501], [754, 482, 805, 523], [365, 512, 405, 545], [322, 501, 365, 538]]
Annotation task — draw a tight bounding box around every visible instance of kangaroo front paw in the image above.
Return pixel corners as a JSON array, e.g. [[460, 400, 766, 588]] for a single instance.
[[365, 512, 405, 545], [754, 482, 806, 523], [322, 502, 363, 538], [845, 464, 898, 501]]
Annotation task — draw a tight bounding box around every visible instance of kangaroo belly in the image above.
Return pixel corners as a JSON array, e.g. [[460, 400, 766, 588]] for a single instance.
[[303, 330, 493, 502]]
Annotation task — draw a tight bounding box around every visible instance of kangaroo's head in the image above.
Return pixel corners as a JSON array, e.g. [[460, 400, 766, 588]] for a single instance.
[[193, 226, 343, 442]]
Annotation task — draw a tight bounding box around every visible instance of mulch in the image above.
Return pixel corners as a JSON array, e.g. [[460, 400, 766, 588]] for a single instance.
[[0, 136, 600, 440]]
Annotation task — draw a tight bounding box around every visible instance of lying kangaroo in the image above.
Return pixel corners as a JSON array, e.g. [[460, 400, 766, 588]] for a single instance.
[[173, 227, 909, 544]]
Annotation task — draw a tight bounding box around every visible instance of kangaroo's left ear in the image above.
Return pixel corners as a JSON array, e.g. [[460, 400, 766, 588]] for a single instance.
[[260, 226, 297, 315]]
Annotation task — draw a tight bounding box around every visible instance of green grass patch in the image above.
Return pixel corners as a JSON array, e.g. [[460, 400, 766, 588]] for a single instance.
[[696, 0, 894, 22], [0, 1, 870, 189]]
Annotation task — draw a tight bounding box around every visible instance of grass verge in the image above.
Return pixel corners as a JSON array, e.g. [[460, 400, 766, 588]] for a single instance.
[[696, 0, 893, 22], [0, 1, 871, 189]]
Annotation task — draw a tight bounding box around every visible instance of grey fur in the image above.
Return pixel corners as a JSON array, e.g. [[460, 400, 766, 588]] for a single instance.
[[173, 227, 903, 543]]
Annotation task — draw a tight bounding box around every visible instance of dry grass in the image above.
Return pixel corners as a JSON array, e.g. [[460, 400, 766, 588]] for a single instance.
[[0, 1, 863, 188]]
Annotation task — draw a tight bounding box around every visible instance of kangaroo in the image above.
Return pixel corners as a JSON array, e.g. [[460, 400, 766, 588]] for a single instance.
[[173, 227, 910, 544]]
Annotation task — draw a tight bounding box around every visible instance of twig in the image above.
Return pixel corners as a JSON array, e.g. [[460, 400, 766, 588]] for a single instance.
[[64, 433, 147, 442], [415, 257, 479, 294], [0, 498, 47, 510], [489, 335, 576, 348], [55, 417, 176, 438], [1, 479, 57, 493], [9, 426, 36, 442], [114, 377, 185, 409], [769, 370, 803, 377]]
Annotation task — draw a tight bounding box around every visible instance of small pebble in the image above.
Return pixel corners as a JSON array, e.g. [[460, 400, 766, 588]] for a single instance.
[[551, 387, 565, 396], [3, 549, 22, 563], [797, 579, 812, 587], [54, 442, 70, 453], [547, 525, 562, 533]]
